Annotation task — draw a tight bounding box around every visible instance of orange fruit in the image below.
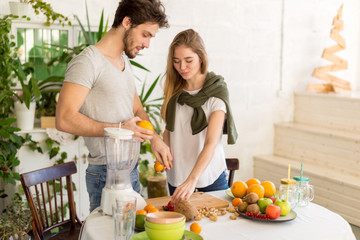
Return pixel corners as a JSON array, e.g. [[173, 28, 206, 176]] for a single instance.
[[147, 208, 159, 213], [232, 198, 243, 207], [247, 183, 265, 199], [190, 222, 202, 234], [261, 181, 276, 198], [154, 161, 164, 172], [144, 204, 155, 213], [136, 210, 147, 215], [137, 120, 154, 134], [246, 178, 261, 188], [231, 181, 248, 198]]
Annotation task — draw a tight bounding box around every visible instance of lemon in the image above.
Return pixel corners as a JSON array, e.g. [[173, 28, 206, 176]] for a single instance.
[[135, 214, 146, 229]]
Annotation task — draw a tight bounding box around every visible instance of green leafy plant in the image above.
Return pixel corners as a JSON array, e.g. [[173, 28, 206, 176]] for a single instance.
[[137, 73, 165, 188], [0, 14, 39, 110], [16, 0, 72, 27], [0, 193, 32, 240], [0, 15, 32, 184], [139, 74, 163, 134]]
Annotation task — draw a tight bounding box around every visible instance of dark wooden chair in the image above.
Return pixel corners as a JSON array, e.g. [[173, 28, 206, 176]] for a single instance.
[[226, 158, 239, 187], [20, 161, 82, 240]]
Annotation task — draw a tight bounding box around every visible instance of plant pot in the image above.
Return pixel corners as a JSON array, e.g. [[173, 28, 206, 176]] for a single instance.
[[9, 2, 30, 16], [14, 101, 36, 131], [41, 116, 56, 129]]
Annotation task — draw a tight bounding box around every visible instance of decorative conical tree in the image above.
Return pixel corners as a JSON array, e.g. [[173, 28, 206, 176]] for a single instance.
[[308, 4, 351, 93]]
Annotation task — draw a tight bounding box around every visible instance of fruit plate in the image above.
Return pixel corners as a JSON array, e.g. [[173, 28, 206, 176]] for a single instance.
[[236, 209, 297, 222], [131, 230, 203, 240], [225, 188, 235, 198]]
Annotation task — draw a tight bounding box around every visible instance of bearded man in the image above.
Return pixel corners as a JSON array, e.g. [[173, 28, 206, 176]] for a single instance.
[[56, 0, 172, 212]]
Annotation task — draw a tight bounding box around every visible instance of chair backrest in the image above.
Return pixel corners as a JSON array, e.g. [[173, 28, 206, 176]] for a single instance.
[[226, 158, 239, 187], [20, 161, 79, 240]]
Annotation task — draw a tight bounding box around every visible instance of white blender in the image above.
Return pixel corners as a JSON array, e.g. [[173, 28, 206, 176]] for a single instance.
[[100, 127, 147, 215]]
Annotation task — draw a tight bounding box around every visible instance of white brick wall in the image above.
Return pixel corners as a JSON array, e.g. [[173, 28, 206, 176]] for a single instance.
[[2, 0, 359, 181]]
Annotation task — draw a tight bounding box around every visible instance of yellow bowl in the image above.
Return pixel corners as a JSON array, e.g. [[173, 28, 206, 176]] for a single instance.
[[145, 225, 185, 240], [144, 218, 185, 230], [146, 212, 185, 224]]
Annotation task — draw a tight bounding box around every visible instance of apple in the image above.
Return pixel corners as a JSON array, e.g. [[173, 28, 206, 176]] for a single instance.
[[257, 198, 273, 214], [269, 197, 277, 203], [275, 199, 291, 216], [265, 204, 281, 219]]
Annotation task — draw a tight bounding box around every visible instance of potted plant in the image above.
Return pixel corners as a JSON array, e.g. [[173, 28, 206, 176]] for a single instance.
[[8, 0, 71, 27], [36, 76, 64, 128], [12, 63, 41, 131], [8, 1, 30, 17], [0, 14, 40, 131], [0, 193, 32, 240]]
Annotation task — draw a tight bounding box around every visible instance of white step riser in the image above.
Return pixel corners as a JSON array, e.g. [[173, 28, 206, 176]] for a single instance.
[[294, 94, 360, 133], [274, 127, 360, 176], [254, 157, 360, 226]]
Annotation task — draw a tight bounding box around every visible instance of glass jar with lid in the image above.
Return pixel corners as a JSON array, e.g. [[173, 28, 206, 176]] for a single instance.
[[279, 178, 298, 209], [293, 176, 314, 207]]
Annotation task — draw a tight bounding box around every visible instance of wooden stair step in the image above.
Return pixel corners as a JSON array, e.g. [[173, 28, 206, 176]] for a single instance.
[[295, 92, 360, 133], [274, 123, 360, 176], [254, 154, 360, 226]]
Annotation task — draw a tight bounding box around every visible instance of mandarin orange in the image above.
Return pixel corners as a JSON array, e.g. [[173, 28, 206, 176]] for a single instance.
[[261, 181, 276, 198], [154, 161, 164, 172], [147, 208, 159, 213], [137, 120, 154, 133], [247, 183, 265, 199], [144, 204, 155, 213], [232, 198, 243, 207], [231, 181, 248, 198], [190, 222, 202, 234], [246, 178, 261, 188], [136, 210, 147, 215]]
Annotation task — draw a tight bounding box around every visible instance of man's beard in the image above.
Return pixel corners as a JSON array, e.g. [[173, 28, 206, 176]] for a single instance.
[[123, 28, 136, 59]]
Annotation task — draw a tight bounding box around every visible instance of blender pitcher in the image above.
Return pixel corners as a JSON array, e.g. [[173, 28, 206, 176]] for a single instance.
[[100, 128, 147, 215]]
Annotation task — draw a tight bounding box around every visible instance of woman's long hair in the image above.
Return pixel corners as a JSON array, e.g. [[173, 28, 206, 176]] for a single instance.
[[161, 29, 208, 121]]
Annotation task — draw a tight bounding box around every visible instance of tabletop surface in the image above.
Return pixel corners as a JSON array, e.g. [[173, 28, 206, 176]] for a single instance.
[[80, 190, 356, 240]]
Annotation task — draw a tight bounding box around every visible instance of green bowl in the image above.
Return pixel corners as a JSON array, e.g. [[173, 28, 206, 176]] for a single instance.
[[144, 219, 185, 230], [145, 225, 185, 240]]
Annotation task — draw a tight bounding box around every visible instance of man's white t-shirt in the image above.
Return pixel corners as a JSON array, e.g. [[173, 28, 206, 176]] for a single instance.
[[167, 89, 227, 188]]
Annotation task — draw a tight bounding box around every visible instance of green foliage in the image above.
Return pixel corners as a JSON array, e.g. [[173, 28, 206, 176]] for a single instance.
[[0, 118, 24, 186], [25, 0, 72, 27], [74, 1, 108, 45], [139, 74, 163, 134], [0, 14, 39, 110], [0, 193, 32, 240]]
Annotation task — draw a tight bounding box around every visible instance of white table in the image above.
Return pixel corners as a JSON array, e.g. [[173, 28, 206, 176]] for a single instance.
[[80, 190, 356, 240]]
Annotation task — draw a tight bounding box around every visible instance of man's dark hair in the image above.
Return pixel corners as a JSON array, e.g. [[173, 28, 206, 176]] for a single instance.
[[112, 0, 169, 28]]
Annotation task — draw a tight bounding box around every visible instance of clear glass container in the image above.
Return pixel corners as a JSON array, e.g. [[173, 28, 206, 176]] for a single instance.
[[293, 176, 314, 207], [279, 178, 298, 209]]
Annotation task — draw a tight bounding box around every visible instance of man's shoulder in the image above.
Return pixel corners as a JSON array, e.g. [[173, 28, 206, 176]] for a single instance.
[[69, 46, 101, 67]]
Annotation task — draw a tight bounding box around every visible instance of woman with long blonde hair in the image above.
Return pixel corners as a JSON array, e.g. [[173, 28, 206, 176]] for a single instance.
[[161, 29, 238, 203]]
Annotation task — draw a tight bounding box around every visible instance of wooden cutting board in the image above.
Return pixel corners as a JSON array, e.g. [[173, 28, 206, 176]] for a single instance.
[[145, 192, 229, 210]]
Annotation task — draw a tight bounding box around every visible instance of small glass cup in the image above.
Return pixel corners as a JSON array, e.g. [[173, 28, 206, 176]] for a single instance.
[[293, 176, 314, 207], [278, 178, 298, 209], [113, 195, 137, 240]]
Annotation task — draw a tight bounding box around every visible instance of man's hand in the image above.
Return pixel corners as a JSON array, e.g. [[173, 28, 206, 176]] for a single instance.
[[122, 117, 153, 141], [150, 134, 173, 170]]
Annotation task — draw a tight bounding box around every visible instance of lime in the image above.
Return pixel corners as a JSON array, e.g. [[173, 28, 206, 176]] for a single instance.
[[135, 214, 146, 229]]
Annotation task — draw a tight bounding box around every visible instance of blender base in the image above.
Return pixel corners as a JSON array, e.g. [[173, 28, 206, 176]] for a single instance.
[[100, 187, 147, 215]]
